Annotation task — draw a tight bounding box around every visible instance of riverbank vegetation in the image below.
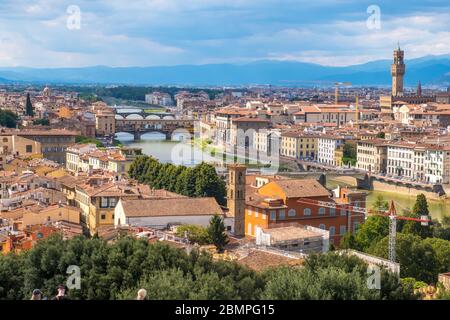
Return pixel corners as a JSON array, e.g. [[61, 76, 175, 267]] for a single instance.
[[128, 155, 227, 205]]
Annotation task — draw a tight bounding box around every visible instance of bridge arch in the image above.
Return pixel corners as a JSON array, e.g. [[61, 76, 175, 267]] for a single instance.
[[162, 115, 175, 120], [125, 114, 144, 120], [145, 114, 161, 120]]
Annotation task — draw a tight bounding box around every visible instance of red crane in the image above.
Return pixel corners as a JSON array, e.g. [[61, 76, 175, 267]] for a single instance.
[[296, 198, 431, 263]]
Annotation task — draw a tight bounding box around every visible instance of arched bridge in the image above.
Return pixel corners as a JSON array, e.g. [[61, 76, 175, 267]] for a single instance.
[[114, 111, 176, 120], [115, 118, 196, 140]]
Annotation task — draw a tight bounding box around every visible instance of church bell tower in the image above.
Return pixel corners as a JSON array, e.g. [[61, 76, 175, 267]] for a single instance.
[[227, 164, 246, 237]]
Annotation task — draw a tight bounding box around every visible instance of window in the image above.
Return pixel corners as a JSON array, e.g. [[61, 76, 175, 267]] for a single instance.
[[279, 210, 285, 220], [329, 226, 335, 236], [319, 224, 325, 230], [340, 208, 347, 216], [288, 209, 296, 217], [109, 198, 117, 208], [101, 214, 106, 220], [26, 145, 33, 153], [353, 222, 359, 233], [100, 197, 108, 208], [247, 223, 252, 235], [270, 211, 276, 221], [318, 207, 326, 215], [303, 208, 311, 216], [255, 208, 259, 218], [340, 225, 347, 235], [330, 207, 336, 216]]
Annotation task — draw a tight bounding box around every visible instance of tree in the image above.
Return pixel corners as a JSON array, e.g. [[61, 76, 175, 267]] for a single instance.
[[372, 195, 389, 212], [400, 194, 432, 238], [25, 93, 34, 117], [368, 233, 439, 283], [33, 118, 50, 126], [0, 110, 18, 128], [376, 132, 385, 139], [262, 253, 416, 300], [422, 238, 450, 274], [175, 225, 211, 245], [194, 162, 226, 205], [354, 215, 389, 251], [75, 135, 104, 148], [342, 142, 357, 166], [339, 233, 361, 251], [207, 215, 229, 252]]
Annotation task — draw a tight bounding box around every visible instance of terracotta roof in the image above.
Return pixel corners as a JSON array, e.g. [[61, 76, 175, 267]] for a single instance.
[[120, 197, 223, 217], [271, 179, 330, 198], [238, 249, 303, 272], [232, 116, 270, 123]]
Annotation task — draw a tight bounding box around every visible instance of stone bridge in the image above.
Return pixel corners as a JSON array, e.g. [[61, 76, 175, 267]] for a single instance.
[[115, 118, 196, 140], [114, 111, 176, 120]]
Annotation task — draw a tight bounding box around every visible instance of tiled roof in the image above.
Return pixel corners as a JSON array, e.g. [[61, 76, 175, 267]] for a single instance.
[[120, 197, 223, 217], [270, 179, 331, 198]]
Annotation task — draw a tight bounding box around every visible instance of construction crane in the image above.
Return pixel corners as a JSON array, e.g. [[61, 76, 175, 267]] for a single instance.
[[334, 82, 352, 104], [296, 198, 431, 263]]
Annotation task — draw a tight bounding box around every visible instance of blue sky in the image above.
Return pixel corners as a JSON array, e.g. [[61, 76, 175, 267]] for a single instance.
[[0, 0, 449, 67]]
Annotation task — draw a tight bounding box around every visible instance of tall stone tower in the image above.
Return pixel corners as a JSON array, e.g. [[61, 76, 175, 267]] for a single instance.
[[227, 164, 246, 237], [391, 46, 405, 97]]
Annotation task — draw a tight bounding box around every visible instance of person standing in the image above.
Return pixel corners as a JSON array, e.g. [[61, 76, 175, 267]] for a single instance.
[[136, 288, 147, 300], [52, 284, 69, 300]]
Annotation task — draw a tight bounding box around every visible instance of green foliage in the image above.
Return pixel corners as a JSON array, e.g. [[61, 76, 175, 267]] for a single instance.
[[342, 143, 356, 166], [0, 110, 18, 128], [33, 118, 50, 126], [25, 93, 34, 117], [399, 194, 432, 238], [421, 238, 450, 273], [0, 235, 264, 300], [339, 233, 361, 251], [432, 216, 450, 240], [175, 225, 211, 245], [371, 195, 389, 212], [261, 253, 417, 300], [354, 215, 389, 252], [207, 215, 229, 252], [75, 135, 104, 148], [368, 233, 439, 283], [376, 132, 385, 139], [128, 156, 226, 204]]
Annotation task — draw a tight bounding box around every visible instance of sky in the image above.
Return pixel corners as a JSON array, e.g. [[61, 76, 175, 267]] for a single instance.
[[0, 0, 449, 68]]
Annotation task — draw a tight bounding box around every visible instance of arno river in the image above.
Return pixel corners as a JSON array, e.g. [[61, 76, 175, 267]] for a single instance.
[[116, 132, 450, 221]]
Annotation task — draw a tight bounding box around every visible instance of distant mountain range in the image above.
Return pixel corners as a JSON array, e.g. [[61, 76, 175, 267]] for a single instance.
[[0, 54, 449, 87]]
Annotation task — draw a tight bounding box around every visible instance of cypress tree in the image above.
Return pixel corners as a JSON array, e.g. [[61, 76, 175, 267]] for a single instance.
[[25, 93, 34, 117]]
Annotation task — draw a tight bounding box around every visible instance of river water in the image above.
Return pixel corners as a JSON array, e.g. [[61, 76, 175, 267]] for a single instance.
[[116, 133, 450, 221]]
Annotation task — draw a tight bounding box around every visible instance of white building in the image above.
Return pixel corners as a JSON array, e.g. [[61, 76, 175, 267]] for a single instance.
[[386, 143, 415, 179], [145, 92, 173, 106], [114, 197, 234, 232], [317, 136, 344, 166]]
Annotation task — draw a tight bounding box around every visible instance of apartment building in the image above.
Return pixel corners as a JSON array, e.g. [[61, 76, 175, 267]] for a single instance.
[[66, 144, 141, 175], [244, 178, 366, 245], [280, 132, 317, 160], [356, 140, 388, 173], [253, 129, 280, 157], [424, 146, 450, 184], [386, 142, 416, 179], [0, 129, 78, 164], [317, 136, 344, 166]]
